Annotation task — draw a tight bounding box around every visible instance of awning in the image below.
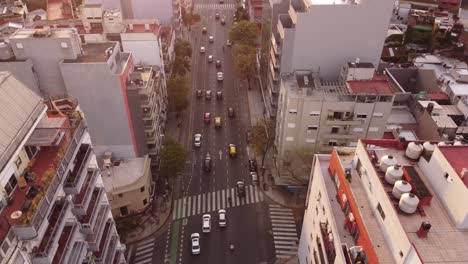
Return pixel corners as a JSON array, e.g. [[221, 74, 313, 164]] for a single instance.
[[26, 116, 66, 146]]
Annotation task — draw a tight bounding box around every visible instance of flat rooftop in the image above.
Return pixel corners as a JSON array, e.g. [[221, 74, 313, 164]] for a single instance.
[[65, 42, 115, 63], [347, 79, 395, 95], [101, 156, 149, 193], [438, 146, 468, 188], [358, 141, 468, 263], [308, 0, 362, 5], [10, 28, 77, 39]]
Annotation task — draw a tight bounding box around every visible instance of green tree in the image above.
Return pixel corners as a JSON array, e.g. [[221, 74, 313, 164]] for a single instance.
[[167, 77, 190, 112], [174, 40, 192, 59], [234, 6, 249, 21], [250, 118, 275, 166], [159, 138, 187, 178], [229, 20, 258, 46], [172, 56, 191, 76], [234, 44, 256, 88], [182, 9, 201, 29]]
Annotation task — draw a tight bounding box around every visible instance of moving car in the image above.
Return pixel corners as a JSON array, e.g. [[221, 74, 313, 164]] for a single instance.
[[215, 60, 222, 68], [196, 90, 202, 98], [202, 27, 207, 33], [215, 117, 222, 129], [250, 172, 258, 185], [249, 159, 257, 172], [227, 40, 232, 46], [228, 107, 235, 118], [229, 144, 237, 158], [202, 214, 211, 233], [209, 36, 214, 43], [194, 134, 202, 147], [200, 46, 206, 53], [204, 153, 212, 172], [204, 112, 211, 124], [205, 90, 212, 100], [191, 233, 201, 255], [216, 91, 223, 100], [218, 209, 227, 227], [208, 55, 213, 62], [217, 72, 224, 81], [221, 18, 226, 25], [236, 181, 245, 198], [215, 13, 220, 19], [219, 0, 224, 3]]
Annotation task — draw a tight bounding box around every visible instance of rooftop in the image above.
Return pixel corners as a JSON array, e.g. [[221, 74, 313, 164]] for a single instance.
[[307, 0, 362, 5], [347, 62, 374, 68], [438, 146, 468, 187], [101, 155, 149, 194], [347, 78, 395, 95], [10, 28, 78, 39], [125, 23, 160, 35]]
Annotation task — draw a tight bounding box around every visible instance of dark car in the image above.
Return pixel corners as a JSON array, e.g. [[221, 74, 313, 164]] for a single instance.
[[215, 13, 220, 19], [215, 60, 222, 68], [249, 159, 257, 172], [196, 90, 202, 98], [221, 18, 226, 25], [228, 107, 235, 118], [236, 181, 245, 198], [205, 90, 212, 100], [216, 91, 223, 100], [204, 153, 212, 172], [246, 130, 252, 144]]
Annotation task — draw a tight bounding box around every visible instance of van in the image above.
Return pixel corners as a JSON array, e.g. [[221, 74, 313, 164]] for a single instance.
[[251, 172, 258, 185]]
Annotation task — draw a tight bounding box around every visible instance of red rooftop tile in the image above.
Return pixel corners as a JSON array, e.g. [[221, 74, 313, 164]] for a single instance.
[[438, 146, 468, 188]]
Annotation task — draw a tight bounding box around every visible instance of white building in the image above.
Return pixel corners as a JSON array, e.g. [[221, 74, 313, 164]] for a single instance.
[[275, 65, 399, 181], [0, 72, 126, 264], [298, 139, 468, 264]]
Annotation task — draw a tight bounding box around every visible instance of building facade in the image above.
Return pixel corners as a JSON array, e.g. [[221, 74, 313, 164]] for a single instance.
[[0, 73, 125, 264]]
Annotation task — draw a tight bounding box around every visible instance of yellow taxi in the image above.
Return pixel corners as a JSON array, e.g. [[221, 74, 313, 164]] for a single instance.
[[229, 144, 237, 158], [215, 117, 222, 128]]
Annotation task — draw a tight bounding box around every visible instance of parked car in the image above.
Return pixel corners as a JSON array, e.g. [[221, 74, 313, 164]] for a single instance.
[[191, 233, 201, 255], [217, 72, 224, 81], [218, 209, 227, 227], [202, 214, 211, 233], [215, 60, 222, 68], [236, 181, 245, 198], [209, 36, 214, 43], [205, 90, 212, 100], [208, 55, 213, 62], [204, 153, 212, 172], [200, 46, 206, 53], [194, 134, 202, 147], [196, 90, 202, 98], [204, 112, 211, 124], [249, 159, 257, 172], [229, 144, 237, 158], [216, 91, 223, 100], [251, 172, 258, 185], [227, 40, 232, 46], [228, 107, 235, 118]]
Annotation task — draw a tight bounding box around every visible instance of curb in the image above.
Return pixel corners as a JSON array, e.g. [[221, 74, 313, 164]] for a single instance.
[[260, 187, 305, 210]]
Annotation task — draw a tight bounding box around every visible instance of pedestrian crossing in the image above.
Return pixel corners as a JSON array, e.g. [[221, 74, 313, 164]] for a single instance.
[[131, 237, 155, 264], [172, 185, 263, 220], [268, 205, 299, 260], [194, 3, 236, 10]]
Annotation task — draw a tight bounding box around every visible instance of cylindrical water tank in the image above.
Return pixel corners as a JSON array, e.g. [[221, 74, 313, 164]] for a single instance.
[[385, 165, 403, 185], [423, 142, 435, 154], [406, 142, 423, 159], [392, 180, 412, 199], [399, 193, 419, 214], [379, 155, 398, 172]]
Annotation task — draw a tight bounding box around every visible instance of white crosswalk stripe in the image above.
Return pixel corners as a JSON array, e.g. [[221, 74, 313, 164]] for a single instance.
[[132, 238, 155, 264], [195, 3, 236, 10], [172, 185, 263, 219], [268, 205, 299, 260]]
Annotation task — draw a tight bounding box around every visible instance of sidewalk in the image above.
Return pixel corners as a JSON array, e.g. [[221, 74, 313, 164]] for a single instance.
[[246, 78, 305, 209]]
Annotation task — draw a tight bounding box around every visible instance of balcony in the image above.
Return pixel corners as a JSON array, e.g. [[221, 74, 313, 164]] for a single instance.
[[271, 34, 281, 56], [99, 234, 118, 264], [113, 249, 123, 264], [320, 222, 336, 263], [79, 187, 104, 232], [94, 221, 114, 261], [0, 112, 85, 241], [141, 92, 155, 109], [322, 133, 358, 140], [88, 219, 113, 252], [83, 203, 109, 238], [270, 62, 279, 81], [63, 144, 92, 194], [127, 66, 155, 94], [52, 223, 77, 264], [32, 200, 69, 264], [270, 49, 280, 69], [277, 14, 294, 39], [66, 241, 87, 264], [72, 168, 98, 215], [326, 117, 363, 126]]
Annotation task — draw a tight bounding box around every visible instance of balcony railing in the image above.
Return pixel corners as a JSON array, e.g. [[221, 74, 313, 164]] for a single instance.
[[87, 219, 113, 251], [82, 203, 109, 236], [67, 241, 87, 264], [288, 5, 297, 24], [326, 117, 363, 126], [320, 223, 336, 263], [32, 200, 69, 264], [72, 168, 98, 215], [79, 187, 104, 226], [52, 224, 77, 264], [100, 234, 118, 264], [113, 249, 123, 264], [11, 116, 85, 240], [95, 221, 113, 259], [63, 144, 92, 194], [322, 133, 358, 140]]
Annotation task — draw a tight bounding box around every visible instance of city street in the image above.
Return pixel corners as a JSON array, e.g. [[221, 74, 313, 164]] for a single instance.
[[125, 0, 301, 263]]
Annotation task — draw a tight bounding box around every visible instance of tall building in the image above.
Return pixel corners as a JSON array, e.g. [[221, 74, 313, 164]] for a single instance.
[[0, 28, 166, 165], [263, 0, 394, 117], [0, 72, 126, 264], [275, 64, 400, 180], [298, 139, 468, 264]]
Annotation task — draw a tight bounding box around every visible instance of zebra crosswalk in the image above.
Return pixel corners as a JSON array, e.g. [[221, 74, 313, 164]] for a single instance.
[[194, 3, 236, 10], [172, 185, 263, 220], [131, 237, 155, 264], [268, 205, 299, 260]]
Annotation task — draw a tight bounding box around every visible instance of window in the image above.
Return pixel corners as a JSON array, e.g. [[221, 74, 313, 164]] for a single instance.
[[322, 206, 325, 215], [373, 112, 384, 117], [369, 127, 379, 132], [25, 146, 39, 159], [120, 206, 129, 216], [140, 187, 145, 192], [306, 139, 316, 143], [15, 43, 23, 49], [309, 111, 320, 116], [15, 157, 22, 169], [4, 174, 17, 196], [288, 109, 297, 114], [286, 137, 294, 142], [353, 127, 363, 132], [143, 199, 148, 205], [118, 193, 123, 198], [287, 123, 296, 128], [307, 125, 318, 130], [331, 127, 339, 134], [356, 114, 367, 119], [328, 141, 337, 146], [60, 42, 68, 48], [377, 203, 385, 220]]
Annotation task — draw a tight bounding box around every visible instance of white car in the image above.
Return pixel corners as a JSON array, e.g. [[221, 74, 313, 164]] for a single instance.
[[194, 134, 202, 147], [217, 72, 224, 81], [191, 233, 201, 255], [208, 55, 213, 62], [202, 214, 211, 233], [200, 46, 206, 53], [209, 36, 214, 43], [227, 40, 232, 46], [218, 209, 227, 227]]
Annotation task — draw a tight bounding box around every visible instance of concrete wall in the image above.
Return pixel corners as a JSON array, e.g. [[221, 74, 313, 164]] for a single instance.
[[287, 0, 394, 80], [0, 59, 39, 95], [121, 33, 162, 66], [127, 0, 173, 24]]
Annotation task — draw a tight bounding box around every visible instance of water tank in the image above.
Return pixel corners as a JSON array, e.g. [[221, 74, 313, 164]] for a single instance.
[[423, 142, 435, 155], [437, 141, 451, 146], [399, 193, 419, 214], [392, 180, 412, 199], [379, 155, 398, 172], [405, 142, 423, 159], [0, 42, 14, 60], [385, 165, 403, 185], [454, 140, 465, 146]]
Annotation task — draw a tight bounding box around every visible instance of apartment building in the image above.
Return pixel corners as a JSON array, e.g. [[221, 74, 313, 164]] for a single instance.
[[262, 0, 394, 117], [275, 64, 400, 180], [0, 72, 125, 264], [0, 28, 166, 165], [298, 139, 468, 264]]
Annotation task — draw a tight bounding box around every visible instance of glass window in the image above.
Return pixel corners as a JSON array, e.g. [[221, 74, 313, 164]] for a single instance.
[[331, 127, 339, 134], [4, 174, 17, 196], [143, 199, 148, 205], [140, 187, 145, 192]]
